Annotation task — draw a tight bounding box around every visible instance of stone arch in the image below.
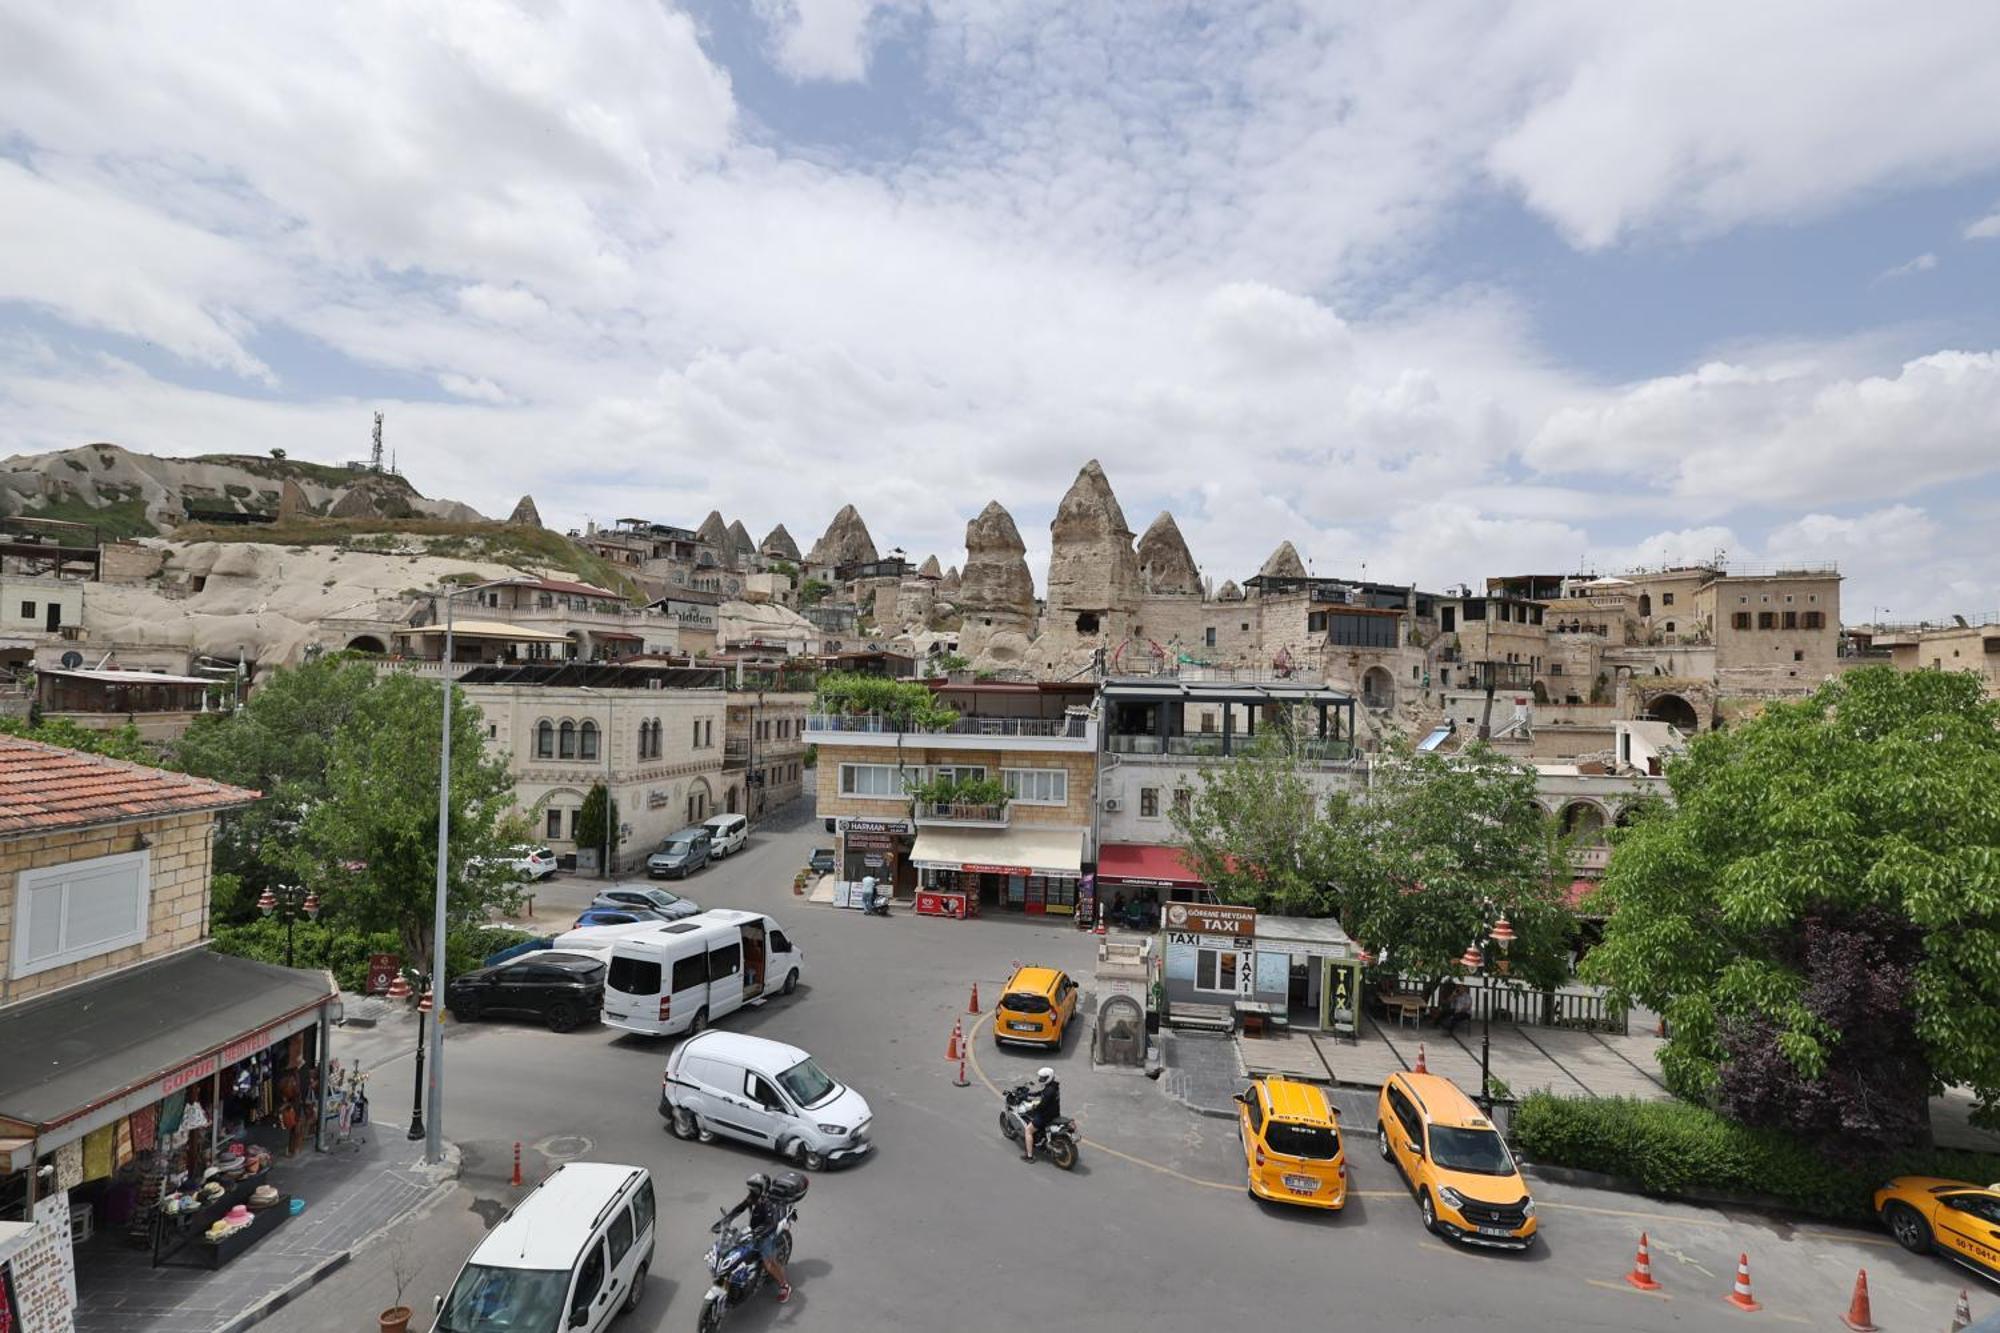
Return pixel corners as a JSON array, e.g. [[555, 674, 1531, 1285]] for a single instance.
[[685, 776, 715, 824], [579, 718, 599, 761], [1360, 665, 1395, 710], [1095, 994, 1146, 1066], [1559, 800, 1610, 842], [558, 719, 578, 759], [531, 785, 589, 841], [1646, 692, 1698, 732], [344, 634, 388, 654], [535, 718, 555, 759], [1638, 593, 1652, 617]]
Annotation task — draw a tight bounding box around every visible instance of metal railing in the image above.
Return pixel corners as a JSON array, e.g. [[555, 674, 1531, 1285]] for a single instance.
[[1569, 846, 1610, 870], [1469, 980, 1627, 1034], [805, 712, 1090, 739], [914, 801, 1010, 826], [1105, 734, 1358, 764]]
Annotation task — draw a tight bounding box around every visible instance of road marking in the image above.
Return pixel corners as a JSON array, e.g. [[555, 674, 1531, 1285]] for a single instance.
[[1585, 1278, 1670, 1300]]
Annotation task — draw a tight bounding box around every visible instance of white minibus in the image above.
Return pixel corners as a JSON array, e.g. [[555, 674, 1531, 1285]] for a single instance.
[[600, 909, 803, 1037]]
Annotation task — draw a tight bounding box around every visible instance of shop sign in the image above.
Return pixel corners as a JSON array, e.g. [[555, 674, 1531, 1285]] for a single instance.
[[366, 953, 401, 995], [836, 817, 913, 835], [647, 789, 670, 809], [960, 862, 1032, 876], [1162, 901, 1256, 938], [844, 831, 897, 852], [160, 1056, 217, 1095], [220, 1027, 279, 1069], [1167, 931, 1253, 951]]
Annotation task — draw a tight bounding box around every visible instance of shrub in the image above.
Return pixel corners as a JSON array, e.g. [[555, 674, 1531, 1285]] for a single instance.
[[210, 920, 534, 990], [1512, 1093, 2000, 1222]]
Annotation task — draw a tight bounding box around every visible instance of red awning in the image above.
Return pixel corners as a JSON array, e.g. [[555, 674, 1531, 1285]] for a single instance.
[[595, 631, 642, 642], [1566, 878, 1602, 911], [1098, 842, 1205, 888]]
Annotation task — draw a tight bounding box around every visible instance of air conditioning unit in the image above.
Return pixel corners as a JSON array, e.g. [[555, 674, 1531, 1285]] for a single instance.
[[1101, 797, 1122, 812]]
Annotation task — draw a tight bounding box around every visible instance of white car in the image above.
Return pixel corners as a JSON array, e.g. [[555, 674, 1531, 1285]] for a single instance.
[[702, 813, 748, 858], [660, 1031, 872, 1171], [473, 845, 558, 882]]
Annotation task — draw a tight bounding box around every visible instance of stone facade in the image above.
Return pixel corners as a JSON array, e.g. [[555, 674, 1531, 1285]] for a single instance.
[[0, 812, 217, 1009], [723, 691, 811, 819]]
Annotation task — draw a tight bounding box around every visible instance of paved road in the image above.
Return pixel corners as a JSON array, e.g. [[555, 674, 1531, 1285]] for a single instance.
[[289, 798, 1988, 1332]]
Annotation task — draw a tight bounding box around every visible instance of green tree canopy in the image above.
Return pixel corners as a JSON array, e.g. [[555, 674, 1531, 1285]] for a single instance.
[[0, 714, 152, 763], [1583, 667, 2000, 1145], [811, 671, 958, 730], [574, 783, 620, 859], [292, 673, 525, 970], [1170, 729, 1332, 914]]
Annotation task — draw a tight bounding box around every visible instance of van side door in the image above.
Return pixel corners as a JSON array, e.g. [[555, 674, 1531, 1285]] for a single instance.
[[567, 1236, 615, 1332], [707, 937, 744, 1018]]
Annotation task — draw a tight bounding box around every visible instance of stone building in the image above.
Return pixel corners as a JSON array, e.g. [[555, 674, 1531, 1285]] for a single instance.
[[723, 689, 812, 819]]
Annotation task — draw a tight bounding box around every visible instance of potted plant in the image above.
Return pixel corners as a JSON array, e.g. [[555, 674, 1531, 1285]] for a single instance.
[[380, 1252, 417, 1332]]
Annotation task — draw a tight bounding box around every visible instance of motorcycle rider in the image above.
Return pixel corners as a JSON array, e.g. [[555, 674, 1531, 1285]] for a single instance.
[[719, 1173, 791, 1303], [1019, 1066, 1061, 1162]]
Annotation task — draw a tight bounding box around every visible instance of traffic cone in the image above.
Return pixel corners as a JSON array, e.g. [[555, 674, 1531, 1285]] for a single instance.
[[947, 1019, 963, 1061], [1840, 1268, 1877, 1331], [968, 982, 980, 1014], [954, 1054, 970, 1088], [1950, 1289, 1971, 1332], [1724, 1253, 1760, 1312], [1414, 1043, 1428, 1074], [1624, 1232, 1661, 1291]]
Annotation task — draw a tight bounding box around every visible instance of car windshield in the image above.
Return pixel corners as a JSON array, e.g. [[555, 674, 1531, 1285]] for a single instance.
[[1264, 1121, 1340, 1160], [644, 890, 683, 908], [776, 1057, 839, 1109], [1428, 1125, 1515, 1175], [659, 840, 690, 856], [436, 1263, 567, 1332]]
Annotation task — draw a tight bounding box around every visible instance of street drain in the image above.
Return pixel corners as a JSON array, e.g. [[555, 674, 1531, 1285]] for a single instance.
[[536, 1134, 593, 1161]]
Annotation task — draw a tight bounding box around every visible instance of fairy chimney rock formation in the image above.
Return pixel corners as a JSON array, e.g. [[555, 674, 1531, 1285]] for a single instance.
[[917, 554, 943, 580], [942, 565, 961, 594], [508, 494, 543, 528], [726, 519, 756, 557], [1136, 511, 1202, 596], [1046, 460, 1140, 619], [1218, 580, 1244, 601], [806, 504, 878, 568], [760, 524, 802, 562], [1257, 540, 1307, 581], [278, 479, 309, 521], [696, 510, 731, 549], [957, 501, 1037, 667]]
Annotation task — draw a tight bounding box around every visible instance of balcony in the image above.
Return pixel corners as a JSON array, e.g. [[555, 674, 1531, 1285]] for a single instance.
[[1106, 734, 1359, 766], [1569, 845, 1610, 871], [804, 711, 1096, 753], [914, 800, 1011, 828]]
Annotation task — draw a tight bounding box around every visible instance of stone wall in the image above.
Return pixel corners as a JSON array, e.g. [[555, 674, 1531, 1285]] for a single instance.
[[0, 813, 216, 1009], [100, 542, 167, 584]]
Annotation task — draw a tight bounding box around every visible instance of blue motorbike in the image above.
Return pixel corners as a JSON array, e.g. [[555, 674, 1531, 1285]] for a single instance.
[[698, 1173, 805, 1331]]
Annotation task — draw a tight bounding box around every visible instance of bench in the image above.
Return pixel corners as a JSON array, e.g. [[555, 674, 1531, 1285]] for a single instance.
[[1168, 1001, 1235, 1032]]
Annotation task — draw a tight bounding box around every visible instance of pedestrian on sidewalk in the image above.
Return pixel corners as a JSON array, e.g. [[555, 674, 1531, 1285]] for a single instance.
[[1441, 982, 1473, 1037]]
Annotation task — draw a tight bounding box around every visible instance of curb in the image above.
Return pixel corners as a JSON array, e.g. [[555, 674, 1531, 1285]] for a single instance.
[[216, 1140, 463, 1333], [1520, 1161, 1814, 1219]]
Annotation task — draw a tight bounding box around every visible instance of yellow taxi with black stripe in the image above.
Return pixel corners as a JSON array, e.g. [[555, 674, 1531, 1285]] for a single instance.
[[1378, 1071, 1537, 1247], [992, 966, 1078, 1048], [1874, 1176, 2000, 1279], [1235, 1076, 1347, 1209]]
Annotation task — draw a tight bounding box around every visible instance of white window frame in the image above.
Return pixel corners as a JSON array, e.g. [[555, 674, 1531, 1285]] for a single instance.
[[11, 850, 151, 979], [838, 763, 903, 798], [1002, 768, 1068, 806], [1194, 946, 1243, 995]]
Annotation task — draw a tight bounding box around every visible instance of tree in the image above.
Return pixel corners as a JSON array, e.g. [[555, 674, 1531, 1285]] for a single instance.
[[0, 714, 152, 763], [174, 654, 379, 921], [1171, 728, 1334, 914], [811, 672, 958, 730], [1582, 667, 2000, 1148], [574, 783, 620, 861], [799, 578, 832, 606], [1328, 741, 1574, 994], [293, 673, 525, 971]]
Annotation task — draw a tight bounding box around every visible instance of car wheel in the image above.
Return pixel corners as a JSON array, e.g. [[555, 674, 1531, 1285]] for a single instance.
[[687, 1007, 708, 1036], [802, 1148, 827, 1172], [449, 1000, 480, 1023], [621, 1262, 646, 1313], [696, 1118, 716, 1145], [1419, 1190, 1440, 1235], [782, 969, 799, 996], [1884, 1202, 1932, 1254], [670, 1107, 696, 1140], [544, 1002, 579, 1033], [1377, 1123, 1392, 1162]]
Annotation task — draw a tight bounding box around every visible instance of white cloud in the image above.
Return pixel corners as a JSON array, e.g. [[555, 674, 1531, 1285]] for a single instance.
[[1877, 252, 1938, 280], [752, 0, 913, 83], [1968, 205, 2000, 240]]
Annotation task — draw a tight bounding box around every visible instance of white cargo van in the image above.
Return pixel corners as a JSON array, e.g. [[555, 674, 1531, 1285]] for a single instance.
[[433, 1161, 655, 1332], [600, 909, 803, 1037], [661, 1031, 873, 1170], [702, 812, 749, 858]]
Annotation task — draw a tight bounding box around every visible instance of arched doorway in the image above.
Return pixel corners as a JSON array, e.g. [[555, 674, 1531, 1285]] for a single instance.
[[1647, 693, 1698, 732], [1638, 593, 1652, 617], [1559, 801, 1608, 843], [345, 635, 388, 655], [685, 777, 714, 825], [1361, 665, 1395, 710]]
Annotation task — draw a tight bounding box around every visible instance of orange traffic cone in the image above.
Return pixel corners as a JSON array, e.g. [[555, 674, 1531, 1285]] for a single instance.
[[968, 982, 980, 1014], [1840, 1268, 1877, 1331], [947, 1020, 962, 1061], [1624, 1232, 1661, 1291], [1414, 1043, 1428, 1074], [1950, 1289, 1972, 1332], [1725, 1253, 1760, 1312]]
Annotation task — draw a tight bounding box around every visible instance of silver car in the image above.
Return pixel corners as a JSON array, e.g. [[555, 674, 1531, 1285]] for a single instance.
[[591, 887, 701, 919]]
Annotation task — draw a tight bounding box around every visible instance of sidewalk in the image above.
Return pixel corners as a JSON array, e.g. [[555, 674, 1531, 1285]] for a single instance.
[[73, 1130, 458, 1333]]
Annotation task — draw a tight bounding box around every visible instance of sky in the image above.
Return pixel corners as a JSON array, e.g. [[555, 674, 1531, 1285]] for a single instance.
[[3, 1, 2000, 622]]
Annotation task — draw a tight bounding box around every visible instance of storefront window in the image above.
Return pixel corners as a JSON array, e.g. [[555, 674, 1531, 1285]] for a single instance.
[[1197, 947, 1241, 993]]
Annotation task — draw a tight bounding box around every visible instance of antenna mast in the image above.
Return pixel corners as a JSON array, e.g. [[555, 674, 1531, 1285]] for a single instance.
[[371, 412, 385, 472]]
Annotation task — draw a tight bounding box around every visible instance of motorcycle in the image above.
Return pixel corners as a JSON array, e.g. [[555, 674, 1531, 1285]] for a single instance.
[[999, 1083, 1080, 1170], [859, 880, 890, 916], [698, 1174, 804, 1332]]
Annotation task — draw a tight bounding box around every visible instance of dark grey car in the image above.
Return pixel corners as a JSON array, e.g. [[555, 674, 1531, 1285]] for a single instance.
[[591, 887, 701, 919], [646, 827, 712, 879]]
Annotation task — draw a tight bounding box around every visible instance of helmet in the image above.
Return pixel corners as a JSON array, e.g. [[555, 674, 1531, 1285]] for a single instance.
[[1035, 1067, 1055, 1085], [745, 1172, 770, 1195]]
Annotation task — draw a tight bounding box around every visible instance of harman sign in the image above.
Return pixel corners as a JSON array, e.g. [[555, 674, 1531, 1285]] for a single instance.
[[1162, 901, 1257, 937]]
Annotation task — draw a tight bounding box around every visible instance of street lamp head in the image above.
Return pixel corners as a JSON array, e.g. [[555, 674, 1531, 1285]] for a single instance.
[[386, 973, 412, 1001], [1490, 915, 1515, 950], [302, 891, 321, 920], [418, 988, 434, 1015], [1460, 942, 1485, 970], [256, 888, 278, 916]]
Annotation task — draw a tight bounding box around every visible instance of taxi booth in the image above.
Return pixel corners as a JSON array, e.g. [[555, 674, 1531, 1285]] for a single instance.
[[1162, 905, 1359, 1036]]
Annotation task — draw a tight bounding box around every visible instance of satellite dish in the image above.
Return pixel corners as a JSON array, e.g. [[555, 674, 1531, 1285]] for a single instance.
[[60, 651, 82, 669]]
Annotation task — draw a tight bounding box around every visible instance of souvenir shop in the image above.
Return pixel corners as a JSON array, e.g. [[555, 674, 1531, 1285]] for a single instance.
[[0, 950, 341, 1320], [908, 826, 1087, 919]]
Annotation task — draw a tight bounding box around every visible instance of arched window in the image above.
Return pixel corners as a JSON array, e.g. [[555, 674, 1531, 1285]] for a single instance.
[[558, 720, 577, 759], [579, 719, 599, 761], [535, 720, 555, 759]]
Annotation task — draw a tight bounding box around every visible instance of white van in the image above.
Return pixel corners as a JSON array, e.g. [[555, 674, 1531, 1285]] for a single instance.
[[600, 910, 803, 1037], [702, 812, 749, 858], [661, 1031, 873, 1170], [433, 1161, 655, 1332]]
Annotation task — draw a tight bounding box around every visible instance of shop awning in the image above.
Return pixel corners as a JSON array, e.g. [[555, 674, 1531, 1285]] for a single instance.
[[910, 827, 1084, 878], [1098, 842, 1205, 888], [595, 631, 642, 642], [0, 949, 336, 1149]]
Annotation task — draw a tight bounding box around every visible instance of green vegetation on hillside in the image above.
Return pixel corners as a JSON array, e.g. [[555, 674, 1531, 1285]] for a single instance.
[[26, 494, 159, 539], [194, 454, 412, 490]]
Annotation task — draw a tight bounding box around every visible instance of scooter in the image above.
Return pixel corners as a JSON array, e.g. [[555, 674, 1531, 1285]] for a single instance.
[[999, 1084, 1080, 1170], [859, 884, 891, 916], [698, 1174, 805, 1332]]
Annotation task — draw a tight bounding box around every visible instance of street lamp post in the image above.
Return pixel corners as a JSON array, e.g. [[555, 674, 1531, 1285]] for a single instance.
[[424, 590, 461, 1167], [388, 973, 431, 1141], [256, 884, 321, 968], [1459, 912, 1515, 1113]]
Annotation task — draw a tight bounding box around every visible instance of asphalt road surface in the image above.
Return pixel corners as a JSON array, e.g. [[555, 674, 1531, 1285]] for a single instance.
[[288, 796, 1987, 1332]]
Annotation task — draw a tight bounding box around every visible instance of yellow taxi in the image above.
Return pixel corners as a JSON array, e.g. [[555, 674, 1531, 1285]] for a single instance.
[[1874, 1175, 2000, 1279], [993, 966, 1078, 1048], [1377, 1071, 1537, 1248], [1235, 1076, 1347, 1209]]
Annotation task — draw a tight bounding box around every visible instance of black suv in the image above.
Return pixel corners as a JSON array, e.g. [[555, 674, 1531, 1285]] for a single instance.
[[446, 952, 605, 1032]]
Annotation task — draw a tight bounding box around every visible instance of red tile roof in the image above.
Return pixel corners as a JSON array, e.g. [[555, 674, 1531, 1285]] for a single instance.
[[0, 736, 260, 837]]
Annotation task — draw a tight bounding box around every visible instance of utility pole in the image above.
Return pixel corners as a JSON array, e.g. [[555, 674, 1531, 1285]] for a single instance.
[[426, 591, 454, 1167], [371, 411, 385, 473]]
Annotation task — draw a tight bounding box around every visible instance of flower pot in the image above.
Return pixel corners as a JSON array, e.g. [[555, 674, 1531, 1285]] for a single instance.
[[380, 1307, 413, 1333]]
